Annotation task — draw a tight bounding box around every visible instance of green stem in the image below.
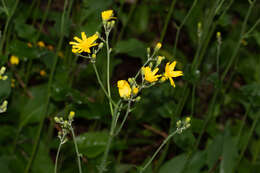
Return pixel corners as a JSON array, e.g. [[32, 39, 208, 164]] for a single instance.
[[34, 0, 52, 42], [105, 30, 114, 116], [139, 129, 179, 173], [243, 17, 260, 38], [160, 0, 177, 43], [173, 0, 197, 56], [98, 101, 121, 173], [24, 1, 69, 172], [0, 0, 19, 54], [70, 127, 82, 173], [236, 111, 260, 168], [114, 100, 131, 135], [54, 134, 66, 173], [92, 63, 116, 107], [221, 0, 255, 81], [117, 0, 138, 41]]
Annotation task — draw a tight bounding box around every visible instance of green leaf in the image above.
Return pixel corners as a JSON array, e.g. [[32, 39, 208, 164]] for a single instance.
[[14, 22, 37, 40], [114, 39, 146, 58], [8, 40, 38, 60], [76, 131, 109, 158], [186, 151, 206, 173], [206, 134, 223, 169], [220, 136, 238, 173], [32, 142, 54, 173], [159, 154, 187, 173]]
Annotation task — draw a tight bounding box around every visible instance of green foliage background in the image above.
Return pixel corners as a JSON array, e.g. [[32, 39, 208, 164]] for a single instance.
[[0, 0, 259, 172]]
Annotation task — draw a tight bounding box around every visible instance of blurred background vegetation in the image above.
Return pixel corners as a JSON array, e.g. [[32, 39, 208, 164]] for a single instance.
[[0, 0, 260, 172]]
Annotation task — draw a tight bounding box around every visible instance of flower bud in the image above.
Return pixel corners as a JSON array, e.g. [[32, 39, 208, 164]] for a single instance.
[[176, 120, 182, 128], [155, 42, 162, 52], [92, 54, 96, 59], [156, 56, 165, 66], [68, 111, 75, 120], [147, 48, 151, 56], [216, 32, 221, 44], [185, 117, 191, 124], [135, 96, 141, 102], [0, 66, 6, 75], [54, 116, 60, 123], [98, 42, 104, 49]]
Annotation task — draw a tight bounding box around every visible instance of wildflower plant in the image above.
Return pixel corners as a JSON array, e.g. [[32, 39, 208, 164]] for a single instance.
[[53, 9, 190, 173]]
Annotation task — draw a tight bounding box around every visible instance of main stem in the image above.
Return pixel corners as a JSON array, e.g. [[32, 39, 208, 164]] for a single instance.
[[98, 109, 117, 173], [71, 127, 82, 173], [105, 31, 114, 116]]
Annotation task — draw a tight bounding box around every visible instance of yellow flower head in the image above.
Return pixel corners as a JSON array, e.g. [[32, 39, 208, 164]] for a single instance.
[[101, 10, 116, 21], [142, 66, 161, 83], [117, 80, 132, 98], [163, 61, 183, 87], [40, 70, 46, 76], [69, 32, 98, 54], [10, 55, 19, 65], [37, 41, 45, 48], [132, 86, 139, 95]]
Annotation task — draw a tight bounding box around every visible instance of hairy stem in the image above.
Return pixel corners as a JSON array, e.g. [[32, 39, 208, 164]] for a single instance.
[[70, 127, 82, 173]]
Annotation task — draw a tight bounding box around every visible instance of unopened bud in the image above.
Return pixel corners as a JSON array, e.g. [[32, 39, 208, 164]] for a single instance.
[[98, 42, 104, 49], [54, 116, 60, 123], [128, 78, 134, 85], [0, 66, 6, 75], [92, 54, 96, 59], [135, 96, 141, 102], [176, 120, 181, 128], [156, 56, 165, 66], [216, 32, 221, 44], [185, 117, 191, 124], [111, 20, 115, 28], [68, 111, 75, 120], [197, 22, 202, 38], [147, 48, 151, 56], [154, 42, 162, 52]]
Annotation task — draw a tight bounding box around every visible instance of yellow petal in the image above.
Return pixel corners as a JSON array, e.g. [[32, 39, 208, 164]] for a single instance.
[[169, 77, 175, 87], [73, 36, 82, 43], [171, 71, 183, 77], [169, 61, 176, 71], [87, 34, 98, 44], [81, 32, 87, 40]]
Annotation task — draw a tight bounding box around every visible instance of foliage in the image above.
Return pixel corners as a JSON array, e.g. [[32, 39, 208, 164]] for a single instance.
[[0, 0, 260, 173]]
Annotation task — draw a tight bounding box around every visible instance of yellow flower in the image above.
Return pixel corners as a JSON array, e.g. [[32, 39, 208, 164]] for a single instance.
[[37, 41, 45, 48], [142, 66, 161, 83], [163, 61, 183, 87], [117, 80, 131, 98], [132, 86, 139, 95], [10, 55, 19, 65], [40, 70, 46, 76], [69, 32, 98, 54], [101, 10, 116, 21]]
